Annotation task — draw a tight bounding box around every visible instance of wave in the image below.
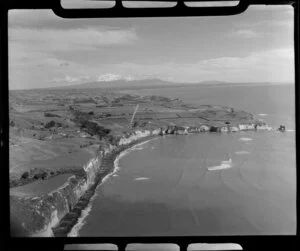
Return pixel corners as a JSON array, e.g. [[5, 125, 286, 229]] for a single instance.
[[114, 137, 158, 172], [68, 194, 94, 237], [134, 177, 150, 181], [102, 169, 118, 185], [133, 138, 157, 148], [257, 113, 268, 116], [114, 149, 132, 173], [239, 137, 253, 141], [67, 146, 145, 237], [67, 148, 138, 237], [208, 158, 232, 171], [68, 137, 159, 236], [133, 146, 144, 150]]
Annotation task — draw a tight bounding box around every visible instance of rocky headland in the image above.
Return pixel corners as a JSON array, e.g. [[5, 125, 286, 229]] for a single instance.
[[9, 88, 273, 236]]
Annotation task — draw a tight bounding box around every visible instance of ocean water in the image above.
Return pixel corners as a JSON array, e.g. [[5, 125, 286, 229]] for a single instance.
[[76, 84, 296, 236], [127, 83, 295, 130]]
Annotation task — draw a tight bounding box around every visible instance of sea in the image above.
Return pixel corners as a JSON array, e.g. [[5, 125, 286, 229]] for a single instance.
[[72, 83, 296, 236]]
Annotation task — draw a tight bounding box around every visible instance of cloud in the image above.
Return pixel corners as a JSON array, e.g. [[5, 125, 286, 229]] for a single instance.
[[9, 25, 139, 85], [52, 75, 79, 83], [9, 27, 138, 52], [107, 47, 294, 83], [234, 9, 293, 30], [9, 9, 60, 28], [235, 19, 293, 30], [9, 44, 294, 90], [59, 62, 70, 67], [96, 73, 137, 82], [200, 48, 294, 71], [97, 73, 122, 82], [229, 29, 260, 38], [9, 42, 76, 69], [51, 75, 91, 83]]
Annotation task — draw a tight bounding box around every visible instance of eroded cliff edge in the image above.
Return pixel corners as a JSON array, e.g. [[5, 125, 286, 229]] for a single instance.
[[9, 90, 273, 237], [10, 123, 272, 237], [10, 130, 159, 236]]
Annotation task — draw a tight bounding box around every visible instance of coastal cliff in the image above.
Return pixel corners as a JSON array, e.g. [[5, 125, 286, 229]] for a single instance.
[[10, 129, 157, 236], [10, 121, 273, 236], [10, 153, 103, 236], [52, 130, 158, 236], [9, 89, 276, 237]]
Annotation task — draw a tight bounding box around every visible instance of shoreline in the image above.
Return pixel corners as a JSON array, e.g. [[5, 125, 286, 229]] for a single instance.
[[9, 84, 294, 237], [56, 128, 265, 237], [52, 134, 160, 237], [58, 128, 285, 236], [68, 136, 160, 237], [12, 123, 281, 236], [51, 126, 278, 236]]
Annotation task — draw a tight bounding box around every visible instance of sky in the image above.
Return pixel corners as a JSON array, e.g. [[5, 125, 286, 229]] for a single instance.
[[8, 2, 294, 90]]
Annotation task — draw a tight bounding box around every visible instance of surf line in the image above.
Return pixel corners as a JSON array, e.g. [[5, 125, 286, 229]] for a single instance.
[[207, 158, 232, 171], [207, 152, 233, 171], [67, 135, 160, 237]]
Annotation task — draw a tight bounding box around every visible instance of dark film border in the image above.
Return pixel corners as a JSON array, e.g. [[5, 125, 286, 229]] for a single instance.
[[0, 0, 298, 250]]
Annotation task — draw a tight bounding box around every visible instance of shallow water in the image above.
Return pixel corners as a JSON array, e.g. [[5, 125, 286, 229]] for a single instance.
[[77, 84, 296, 236]]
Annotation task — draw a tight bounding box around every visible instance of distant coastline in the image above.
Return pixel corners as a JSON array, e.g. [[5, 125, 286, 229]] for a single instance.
[[9, 79, 294, 92]]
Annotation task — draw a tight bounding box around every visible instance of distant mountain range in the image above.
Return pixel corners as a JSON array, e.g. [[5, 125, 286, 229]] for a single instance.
[[51, 79, 229, 90]]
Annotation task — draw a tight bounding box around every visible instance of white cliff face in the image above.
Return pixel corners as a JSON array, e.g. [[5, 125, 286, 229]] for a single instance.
[[118, 130, 151, 146], [256, 125, 272, 130], [32, 210, 60, 237], [40, 130, 155, 236], [21, 153, 104, 237], [15, 123, 274, 237], [220, 127, 229, 132], [73, 177, 90, 200], [103, 144, 117, 155], [238, 124, 256, 131], [16, 128, 182, 236], [151, 129, 161, 135], [229, 126, 239, 132], [83, 156, 102, 185], [199, 125, 211, 132]]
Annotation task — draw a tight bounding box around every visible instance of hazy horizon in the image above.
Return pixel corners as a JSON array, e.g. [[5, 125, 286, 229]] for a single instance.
[[8, 78, 295, 91], [9, 4, 294, 90]]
